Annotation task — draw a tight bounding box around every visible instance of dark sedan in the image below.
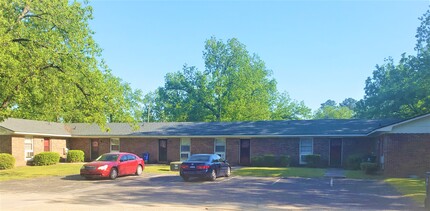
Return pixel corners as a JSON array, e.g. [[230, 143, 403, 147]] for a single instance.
[[80, 152, 145, 180], [180, 154, 231, 181]]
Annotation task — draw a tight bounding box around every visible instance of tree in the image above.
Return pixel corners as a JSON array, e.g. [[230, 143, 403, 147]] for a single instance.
[[150, 37, 308, 122], [355, 9, 430, 119], [320, 100, 337, 108], [0, 0, 143, 125], [340, 98, 357, 110], [271, 92, 312, 120], [314, 99, 355, 119]]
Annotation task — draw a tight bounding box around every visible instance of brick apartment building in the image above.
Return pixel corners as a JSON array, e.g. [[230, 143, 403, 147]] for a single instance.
[[0, 113, 429, 177]]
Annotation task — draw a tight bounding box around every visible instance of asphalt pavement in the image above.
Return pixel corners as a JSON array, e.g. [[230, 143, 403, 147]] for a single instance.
[[0, 173, 424, 211]]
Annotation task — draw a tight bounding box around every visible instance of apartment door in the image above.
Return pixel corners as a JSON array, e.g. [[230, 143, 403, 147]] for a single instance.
[[330, 139, 342, 167], [43, 138, 50, 152], [240, 139, 250, 166], [159, 139, 168, 163], [91, 139, 99, 161]]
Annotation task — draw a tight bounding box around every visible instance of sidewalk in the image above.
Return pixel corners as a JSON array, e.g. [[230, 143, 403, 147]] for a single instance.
[[324, 168, 346, 178]]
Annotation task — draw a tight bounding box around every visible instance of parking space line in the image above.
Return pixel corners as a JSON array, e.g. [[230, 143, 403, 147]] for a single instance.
[[271, 178, 281, 185]]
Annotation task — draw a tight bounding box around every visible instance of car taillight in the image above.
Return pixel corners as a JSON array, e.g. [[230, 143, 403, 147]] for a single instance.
[[181, 165, 189, 169], [197, 165, 210, 170]]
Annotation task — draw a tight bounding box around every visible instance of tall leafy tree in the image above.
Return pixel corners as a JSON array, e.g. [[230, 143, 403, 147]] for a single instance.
[[0, 0, 143, 125], [340, 98, 357, 110], [151, 37, 308, 122], [355, 8, 430, 119], [314, 99, 355, 119], [271, 92, 312, 120]]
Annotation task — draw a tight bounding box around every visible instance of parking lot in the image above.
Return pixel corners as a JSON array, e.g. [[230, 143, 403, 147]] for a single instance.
[[0, 173, 424, 210]]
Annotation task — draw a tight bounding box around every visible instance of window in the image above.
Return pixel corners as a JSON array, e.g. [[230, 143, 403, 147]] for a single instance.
[[180, 138, 191, 161], [110, 138, 120, 152], [214, 138, 226, 159], [300, 138, 313, 164], [24, 137, 34, 160]]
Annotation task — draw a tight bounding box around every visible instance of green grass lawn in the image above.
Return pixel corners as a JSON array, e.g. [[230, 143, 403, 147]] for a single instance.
[[345, 170, 426, 205], [385, 178, 426, 205], [344, 170, 385, 179], [0, 163, 177, 181], [143, 164, 178, 174], [0, 163, 83, 181], [234, 167, 326, 178]]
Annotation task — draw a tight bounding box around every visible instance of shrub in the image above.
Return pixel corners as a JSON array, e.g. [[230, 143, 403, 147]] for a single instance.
[[262, 155, 277, 167], [33, 152, 60, 166], [278, 155, 290, 167], [0, 153, 15, 170], [67, 150, 85, 162], [346, 154, 364, 170], [304, 154, 321, 168], [360, 162, 378, 175], [251, 154, 290, 167]]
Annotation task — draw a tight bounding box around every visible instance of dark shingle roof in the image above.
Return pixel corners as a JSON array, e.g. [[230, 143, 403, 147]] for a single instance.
[[0, 118, 401, 137], [67, 119, 400, 137]]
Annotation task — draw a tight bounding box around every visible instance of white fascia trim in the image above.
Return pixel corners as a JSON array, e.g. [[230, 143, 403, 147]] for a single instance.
[[70, 134, 368, 139], [368, 113, 430, 135], [14, 132, 72, 138]]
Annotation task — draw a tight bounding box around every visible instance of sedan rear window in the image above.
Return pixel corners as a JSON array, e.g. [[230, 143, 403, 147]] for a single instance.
[[187, 155, 210, 162], [96, 154, 119, 161]]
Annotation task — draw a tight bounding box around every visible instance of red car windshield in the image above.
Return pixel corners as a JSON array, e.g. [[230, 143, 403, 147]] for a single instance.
[[96, 154, 119, 162]]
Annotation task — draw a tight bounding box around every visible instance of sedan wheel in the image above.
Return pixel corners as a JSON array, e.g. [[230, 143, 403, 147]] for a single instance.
[[208, 169, 217, 181], [225, 167, 231, 177], [109, 168, 118, 180], [135, 165, 143, 176]]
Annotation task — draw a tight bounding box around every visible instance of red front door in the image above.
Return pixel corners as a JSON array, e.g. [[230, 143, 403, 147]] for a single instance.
[[44, 138, 50, 152]]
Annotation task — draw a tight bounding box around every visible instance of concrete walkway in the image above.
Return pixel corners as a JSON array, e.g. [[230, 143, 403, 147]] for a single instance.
[[324, 168, 346, 178]]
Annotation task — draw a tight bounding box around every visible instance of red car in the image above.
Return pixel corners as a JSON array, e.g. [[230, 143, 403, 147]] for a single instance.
[[80, 152, 145, 180]]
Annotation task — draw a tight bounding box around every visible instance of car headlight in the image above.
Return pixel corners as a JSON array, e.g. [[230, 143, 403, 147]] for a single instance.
[[97, 165, 108, 171]]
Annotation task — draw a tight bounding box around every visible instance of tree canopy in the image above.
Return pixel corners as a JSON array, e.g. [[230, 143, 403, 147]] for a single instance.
[[143, 37, 311, 122], [355, 8, 430, 119], [0, 0, 143, 126], [313, 99, 355, 119]]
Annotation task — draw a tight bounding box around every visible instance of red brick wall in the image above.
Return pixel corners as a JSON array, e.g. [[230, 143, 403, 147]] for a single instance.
[[342, 137, 377, 167], [167, 138, 180, 162], [98, 138, 110, 155], [191, 138, 214, 154], [11, 137, 25, 166], [69, 138, 91, 161], [50, 138, 68, 158], [120, 138, 158, 163], [250, 138, 300, 166], [32, 137, 67, 160], [226, 138, 240, 165], [383, 134, 430, 177], [313, 138, 330, 167], [120, 138, 180, 163]]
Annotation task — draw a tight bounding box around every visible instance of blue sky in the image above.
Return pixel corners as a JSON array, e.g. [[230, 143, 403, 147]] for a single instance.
[[89, 0, 428, 111]]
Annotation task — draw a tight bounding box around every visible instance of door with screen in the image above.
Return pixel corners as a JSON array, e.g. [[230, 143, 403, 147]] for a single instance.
[[159, 139, 168, 163], [240, 139, 250, 166], [91, 139, 99, 161], [330, 139, 342, 167]]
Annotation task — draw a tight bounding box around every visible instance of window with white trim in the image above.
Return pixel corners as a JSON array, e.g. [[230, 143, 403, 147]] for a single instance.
[[214, 138, 226, 159], [24, 137, 34, 160], [180, 138, 191, 161], [110, 138, 120, 152], [300, 138, 313, 164]]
